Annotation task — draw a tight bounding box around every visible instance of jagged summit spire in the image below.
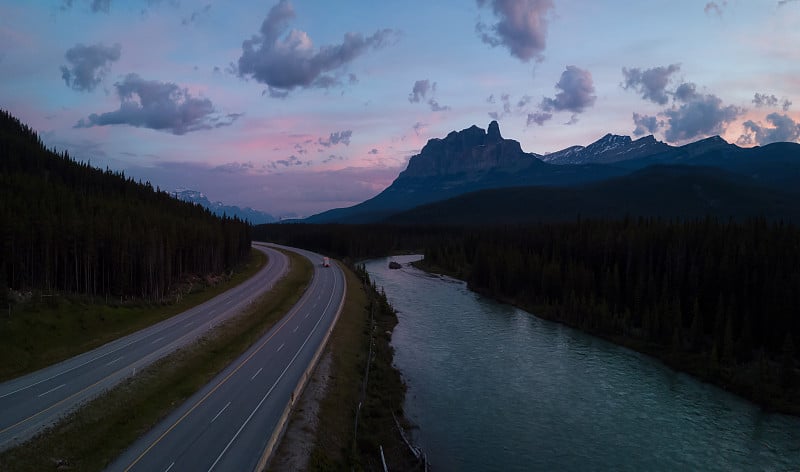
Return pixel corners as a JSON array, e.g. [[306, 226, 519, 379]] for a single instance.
[[487, 120, 502, 143]]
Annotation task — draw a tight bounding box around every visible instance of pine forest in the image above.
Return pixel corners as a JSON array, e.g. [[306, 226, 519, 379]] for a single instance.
[[0, 110, 252, 303]]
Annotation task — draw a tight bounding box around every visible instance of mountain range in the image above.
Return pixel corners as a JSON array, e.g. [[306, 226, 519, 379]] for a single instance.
[[305, 121, 800, 225], [174, 189, 275, 224]]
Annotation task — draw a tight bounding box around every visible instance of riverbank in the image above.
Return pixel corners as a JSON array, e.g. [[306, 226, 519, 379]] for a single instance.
[[413, 259, 799, 417], [269, 262, 425, 471], [380, 254, 799, 470]]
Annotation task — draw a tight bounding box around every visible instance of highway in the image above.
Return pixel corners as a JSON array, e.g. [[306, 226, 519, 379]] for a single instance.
[[0, 245, 289, 452], [108, 244, 345, 472]]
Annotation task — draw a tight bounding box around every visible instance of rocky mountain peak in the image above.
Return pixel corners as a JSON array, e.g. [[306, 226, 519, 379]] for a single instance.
[[487, 120, 502, 143], [677, 135, 734, 157], [585, 133, 632, 153], [540, 133, 671, 165], [399, 121, 532, 179], [173, 188, 275, 224]]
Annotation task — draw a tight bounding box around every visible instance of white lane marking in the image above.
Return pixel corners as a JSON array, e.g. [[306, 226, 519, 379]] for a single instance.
[[0, 247, 283, 439], [276, 343, 285, 352], [151, 337, 165, 345], [304, 313, 309, 319], [119, 250, 327, 471], [250, 367, 263, 381], [0, 327, 155, 399], [0, 261, 266, 399], [225, 299, 233, 305], [184, 321, 195, 328], [211, 402, 231, 424], [293, 325, 299, 333], [105, 356, 123, 367], [206, 272, 338, 472], [164, 462, 175, 472], [38, 384, 66, 398]]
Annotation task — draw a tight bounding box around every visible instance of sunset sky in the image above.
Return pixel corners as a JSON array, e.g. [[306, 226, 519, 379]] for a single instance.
[[1, 0, 798, 217]]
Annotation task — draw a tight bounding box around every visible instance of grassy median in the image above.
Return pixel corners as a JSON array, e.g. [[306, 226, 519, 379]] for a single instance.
[[0, 250, 312, 472], [0, 248, 267, 382], [303, 264, 370, 469], [271, 263, 423, 471]]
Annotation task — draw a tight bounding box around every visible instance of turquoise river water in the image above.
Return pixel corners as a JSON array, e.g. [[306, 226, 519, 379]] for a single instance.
[[364, 255, 800, 472]]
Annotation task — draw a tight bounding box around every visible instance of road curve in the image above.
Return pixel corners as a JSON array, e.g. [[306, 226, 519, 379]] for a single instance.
[[108, 244, 346, 472], [0, 245, 289, 452]]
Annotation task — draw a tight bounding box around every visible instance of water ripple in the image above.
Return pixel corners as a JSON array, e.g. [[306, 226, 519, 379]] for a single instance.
[[367, 255, 800, 472]]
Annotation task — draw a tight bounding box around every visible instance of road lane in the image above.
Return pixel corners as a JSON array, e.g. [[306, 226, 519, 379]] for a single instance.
[[0, 245, 289, 451], [109, 244, 346, 472]]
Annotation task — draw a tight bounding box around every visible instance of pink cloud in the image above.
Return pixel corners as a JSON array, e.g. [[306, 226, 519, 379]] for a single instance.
[[726, 109, 800, 146]]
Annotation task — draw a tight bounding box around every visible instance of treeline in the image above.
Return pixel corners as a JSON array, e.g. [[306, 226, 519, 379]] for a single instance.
[[254, 223, 450, 261], [0, 109, 251, 301], [422, 218, 799, 412]]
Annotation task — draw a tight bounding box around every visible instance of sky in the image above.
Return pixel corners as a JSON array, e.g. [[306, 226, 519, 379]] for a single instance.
[[1, 0, 799, 217]]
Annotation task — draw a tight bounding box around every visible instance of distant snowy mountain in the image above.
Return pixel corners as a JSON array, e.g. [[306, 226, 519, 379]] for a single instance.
[[541, 134, 670, 165], [539, 145, 584, 164], [173, 189, 275, 224]]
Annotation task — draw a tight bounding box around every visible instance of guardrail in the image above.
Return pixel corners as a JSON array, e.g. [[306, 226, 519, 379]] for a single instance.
[[254, 258, 347, 471]]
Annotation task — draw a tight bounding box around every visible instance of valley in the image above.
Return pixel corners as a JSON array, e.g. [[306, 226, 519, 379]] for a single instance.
[[4, 2, 800, 470]]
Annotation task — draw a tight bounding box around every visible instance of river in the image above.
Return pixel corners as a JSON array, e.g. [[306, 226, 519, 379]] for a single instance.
[[364, 255, 800, 472]]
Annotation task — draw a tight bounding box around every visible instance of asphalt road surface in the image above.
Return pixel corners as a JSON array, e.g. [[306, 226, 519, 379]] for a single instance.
[[108, 244, 345, 472], [0, 245, 289, 451]]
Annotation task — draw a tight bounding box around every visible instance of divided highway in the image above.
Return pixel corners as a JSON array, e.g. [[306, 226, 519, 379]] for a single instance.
[[108, 244, 346, 471], [0, 245, 289, 451]]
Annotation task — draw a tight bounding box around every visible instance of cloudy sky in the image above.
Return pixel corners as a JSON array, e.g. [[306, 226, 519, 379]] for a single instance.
[[2, 0, 799, 217]]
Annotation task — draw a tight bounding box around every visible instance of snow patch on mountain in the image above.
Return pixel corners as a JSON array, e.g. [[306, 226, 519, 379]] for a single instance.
[[541, 134, 670, 165], [173, 189, 275, 224]]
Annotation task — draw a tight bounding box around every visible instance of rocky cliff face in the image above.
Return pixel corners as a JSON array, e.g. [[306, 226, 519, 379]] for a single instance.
[[399, 121, 537, 178]]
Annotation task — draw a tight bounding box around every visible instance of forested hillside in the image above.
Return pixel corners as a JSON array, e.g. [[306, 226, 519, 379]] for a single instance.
[[385, 165, 800, 226], [421, 218, 799, 413], [254, 223, 447, 261], [0, 110, 251, 301]]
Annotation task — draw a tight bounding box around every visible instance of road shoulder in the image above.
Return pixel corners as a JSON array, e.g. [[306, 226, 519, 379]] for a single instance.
[[0, 251, 311, 471], [269, 263, 425, 471]]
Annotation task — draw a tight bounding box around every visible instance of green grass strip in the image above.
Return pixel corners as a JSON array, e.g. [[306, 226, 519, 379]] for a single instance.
[[0, 249, 267, 382], [0, 250, 312, 472], [302, 264, 370, 469], [273, 263, 419, 471]]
